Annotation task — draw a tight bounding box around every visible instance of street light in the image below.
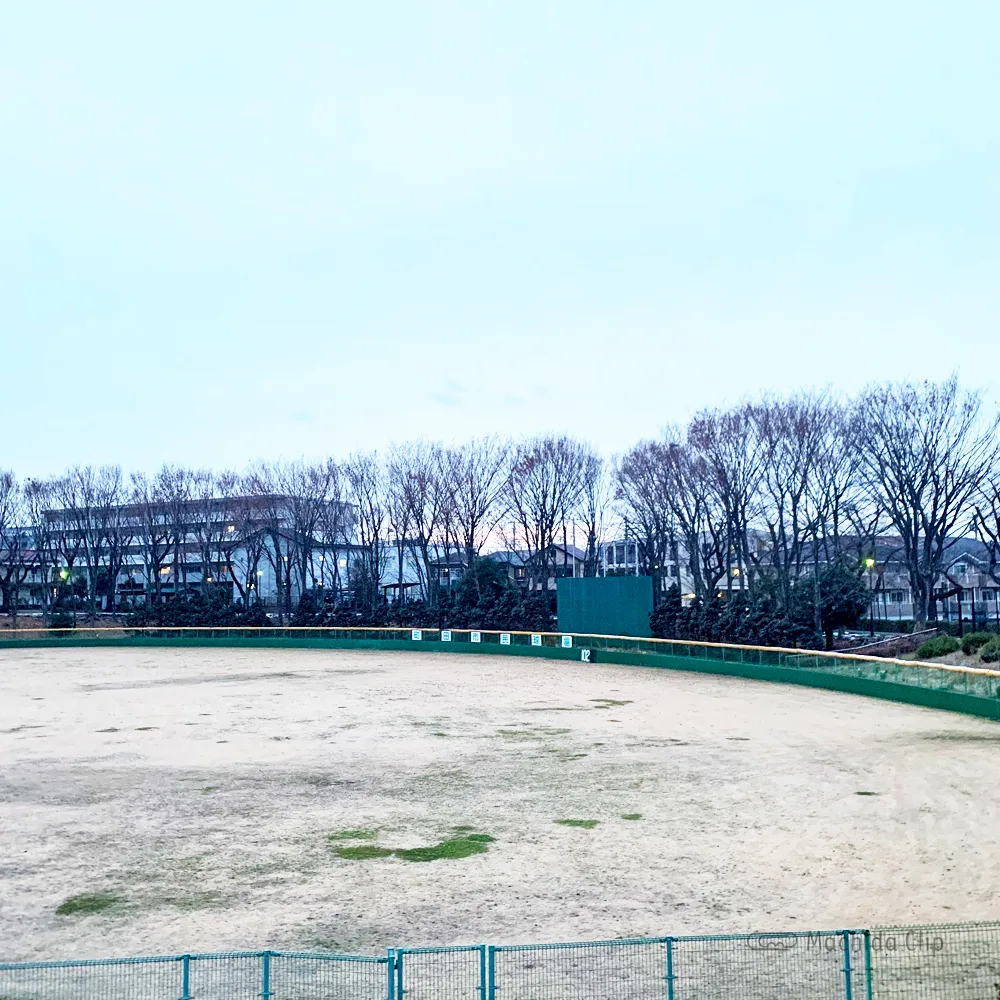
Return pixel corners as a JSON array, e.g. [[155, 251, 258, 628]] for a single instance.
[[865, 557, 875, 636]]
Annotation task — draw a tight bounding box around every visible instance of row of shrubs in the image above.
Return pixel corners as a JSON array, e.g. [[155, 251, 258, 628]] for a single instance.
[[109, 557, 555, 633], [916, 631, 1000, 663]]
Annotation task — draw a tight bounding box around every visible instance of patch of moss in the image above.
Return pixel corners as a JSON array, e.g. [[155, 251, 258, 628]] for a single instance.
[[328, 829, 377, 841], [155, 891, 222, 910], [334, 830, 495, 862], [56, 892, 120, 916], [621, 813, 642, 820], [335, 845, 394, 860], [395, 835, 494, 862], [555, 819, 599, 829]]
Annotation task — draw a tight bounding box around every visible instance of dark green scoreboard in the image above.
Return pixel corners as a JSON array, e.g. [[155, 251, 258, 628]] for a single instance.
[[556, 576, 654, 638]]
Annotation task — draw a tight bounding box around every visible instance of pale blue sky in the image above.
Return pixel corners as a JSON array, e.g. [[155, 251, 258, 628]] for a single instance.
[[3, 1, 998, 476]]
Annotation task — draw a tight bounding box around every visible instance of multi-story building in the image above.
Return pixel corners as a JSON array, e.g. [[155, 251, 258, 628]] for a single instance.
[[0, 495, 359, 613]]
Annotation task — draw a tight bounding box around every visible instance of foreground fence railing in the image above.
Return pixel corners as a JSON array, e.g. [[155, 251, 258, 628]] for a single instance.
[[3, 922, 999, 999], [3, 624, 1000, 719]]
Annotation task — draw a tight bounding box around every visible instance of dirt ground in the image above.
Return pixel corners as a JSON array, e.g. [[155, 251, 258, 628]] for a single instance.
[[1, 645, 999, 962]]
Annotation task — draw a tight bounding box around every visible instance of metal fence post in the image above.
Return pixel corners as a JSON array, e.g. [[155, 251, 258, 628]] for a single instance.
[[395, 949, 405, 999], [863, 930, 873, 1000], [260, 951, 273, 1000], [386, 950, 395, 1000], [477, 945, 487, 1000], [487, 946, 497, 1000], [179, 955, 191, 1000], [665, 937, 675, 1000], [842, 931, 853, 1000]]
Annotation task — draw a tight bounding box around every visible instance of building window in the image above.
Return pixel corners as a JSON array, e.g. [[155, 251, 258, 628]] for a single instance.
[[956, 564, 967, 575], [670, 565, 679, 577], [982, 589, 996, 603], [889, 591, 905, 604], [515, 567, 526, 579]]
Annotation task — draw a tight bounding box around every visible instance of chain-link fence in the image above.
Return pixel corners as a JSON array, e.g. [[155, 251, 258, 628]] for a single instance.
[[3, 924, 999, 999]]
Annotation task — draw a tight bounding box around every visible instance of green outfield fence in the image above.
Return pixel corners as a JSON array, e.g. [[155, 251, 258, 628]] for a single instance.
[[2, 922, 999, 999], [2, 624, 1000, 721]]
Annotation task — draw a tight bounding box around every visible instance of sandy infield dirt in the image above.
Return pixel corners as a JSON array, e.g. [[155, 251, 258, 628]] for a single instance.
[[1, 645, 998, 961]]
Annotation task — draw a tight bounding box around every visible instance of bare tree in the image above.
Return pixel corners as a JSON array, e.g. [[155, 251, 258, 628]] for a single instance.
[[388, 442, 451, 604], [344, 452, 388, 611], [130, 468, 177, 607], [275, 461, 336, 604], [24, 478, 58, 612], [221, 490, 270, 605], [54, 466, 125, 617], [857, 377, 1000, 626], [618, 437, 728, 605], [160, 466, 195, 599], [246, 464, 292, 622], [972, 469, 1000, 588], [688, 404, 764, 599], [188, 470, 230, 596], [751, 393, 831, 612], [0, 472, 33, 621], [616, 442, 676, 602], [444, 437, 510, 588], [506, 436, 588, 591], [315, 461, 350, 597], [579, 452, 612, 578]]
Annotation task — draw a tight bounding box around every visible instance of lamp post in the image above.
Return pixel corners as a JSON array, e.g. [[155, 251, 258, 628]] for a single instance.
[[865, 557, 875, 637]]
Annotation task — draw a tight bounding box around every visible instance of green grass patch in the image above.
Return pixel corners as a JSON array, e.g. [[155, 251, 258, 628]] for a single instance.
[[394, 834, 494, 862], [334, 829, 495, 862], [590, 699, 633, 709], [335, 845, 394, 860], [621, 813, 642, 820], [56, 892, 121, 916], [328, 829, 377, 841], [555, 819, 599, 829]]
